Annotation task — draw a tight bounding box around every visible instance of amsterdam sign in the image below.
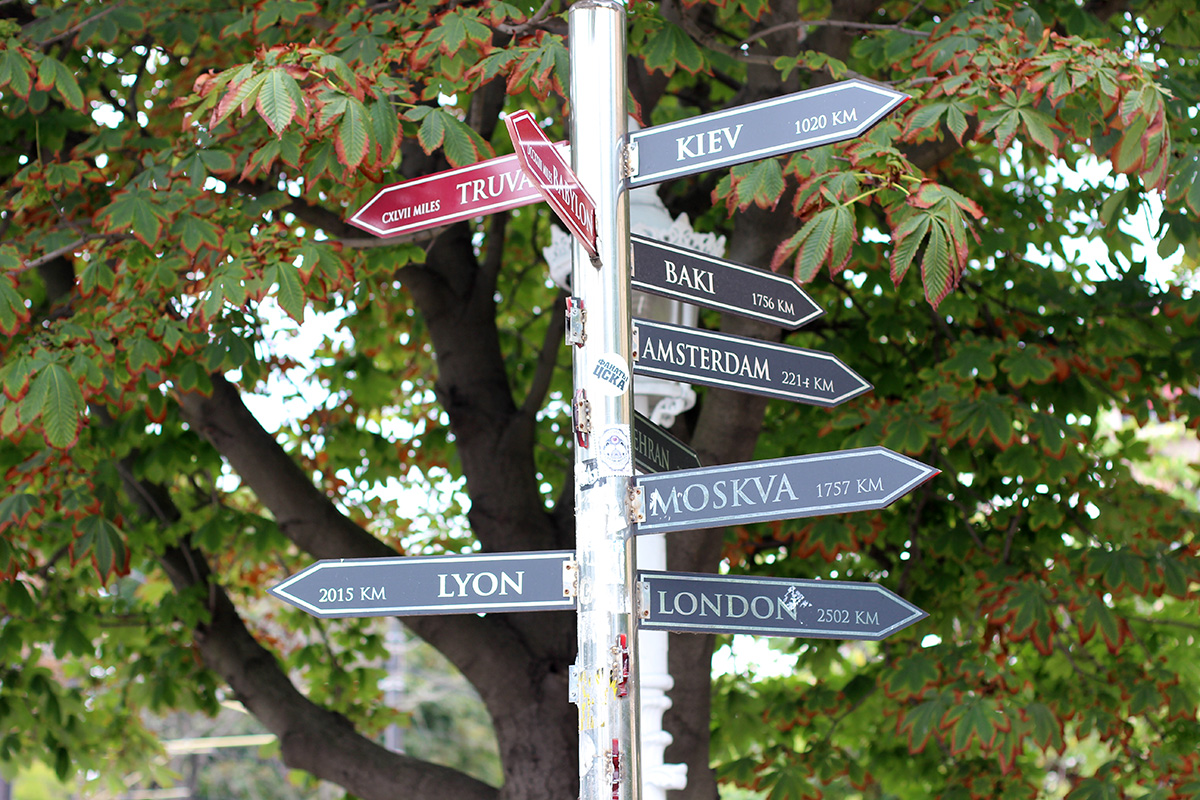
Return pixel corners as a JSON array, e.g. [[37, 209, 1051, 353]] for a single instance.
[[632, 318, 870, 407]]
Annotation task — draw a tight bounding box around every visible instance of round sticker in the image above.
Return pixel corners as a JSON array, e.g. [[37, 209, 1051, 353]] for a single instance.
[[597, 425, 632, 478], [590, 352, 630, 396]]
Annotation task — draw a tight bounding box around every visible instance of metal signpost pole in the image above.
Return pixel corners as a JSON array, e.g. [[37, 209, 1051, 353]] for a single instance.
[[567, 2, 640, 800]]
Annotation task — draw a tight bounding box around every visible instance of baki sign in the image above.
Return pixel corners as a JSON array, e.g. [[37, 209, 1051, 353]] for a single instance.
[[632, 234, 823, 329]]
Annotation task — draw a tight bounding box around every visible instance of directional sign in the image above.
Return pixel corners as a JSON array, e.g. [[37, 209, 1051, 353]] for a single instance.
[[632, 234, 823, 329], [270, 550, 575, 618], [628, 79, 909, 187], [505, 109, 599, 260], [633, 317, 870, 407], [348, 145, 567, 239], [634, 446, 938, 535], [638, 570, 927, 640], [634, 411, 702, 474]]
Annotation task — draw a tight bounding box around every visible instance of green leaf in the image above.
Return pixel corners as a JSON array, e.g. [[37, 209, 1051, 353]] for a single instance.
[[318, 53, 357, 87], [0, 269, 30, 335], [889, 213, 930, 287], [274, 261, 306, 323], [172, 214, 222, 256], [884, 654, 940, 700], [943, 339, 1002, 381], [0, 43, 32, 98], [127, 336, 167, 375], [31, 363, 83, 449], [214, 70, 268, 127], [734, 159, 785, 211], [97, 188, 169, 246], [882, 412, 940, 454], [368, 99, 399, 165], [1091, 548, 1147, 595], [643, 22, 705, 76], [948, 392, 1015, 447], [775, 203, 856, 282], [797, 516, 859, 560], [335, 97, 369, 169], [74, 515, 128, 583], [424, 9, 491, 56], [1165, 149, 1200, 215], [0, 492, 40, 528], [942, 697, 1008, 753], [255, 68, 302, 135], [198, 148, 236, 175], [1022, 702, 1063, 750], [1000, 344, 1056, 387], [35, 54, 83, 110], [441, 114, 481, 167], [1, 355, 36, 406], [1003, 580, 1054, 654], [1066, 777, 1122, 800], [898, 692, 949, 751], [761, 762, 820, 800], [416, 106, 446, 153]]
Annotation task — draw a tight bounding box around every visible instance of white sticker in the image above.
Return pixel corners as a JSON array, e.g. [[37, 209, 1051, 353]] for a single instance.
[[590, 352, 630, 396], [597, 425, 633, 478], [579, 732, 596, 776]]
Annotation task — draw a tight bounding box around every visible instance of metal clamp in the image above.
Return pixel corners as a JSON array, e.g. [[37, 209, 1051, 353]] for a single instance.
[[568, 663, 581, 703], [566, 297, 586, 347], [622, 141, 639, 179], [626, 483, 644, 525], [637, 580, 650, 619], [573, 390, 591, 449], [611, 634, 630, 698], [630, 323, 639, 361], [607, 740, 620, 799], [563, 558, 579, 599]]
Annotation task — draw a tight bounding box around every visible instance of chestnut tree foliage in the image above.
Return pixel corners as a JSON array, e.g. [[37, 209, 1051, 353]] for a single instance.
[[1, 0, 1198, 799]]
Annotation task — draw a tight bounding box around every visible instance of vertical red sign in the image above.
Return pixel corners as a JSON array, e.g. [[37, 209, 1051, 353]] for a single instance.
[[504, 110, 599, 261]]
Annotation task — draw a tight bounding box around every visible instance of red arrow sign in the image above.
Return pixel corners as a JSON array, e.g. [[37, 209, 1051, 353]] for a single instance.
[[505, 110, 599, 261], [348, 146, 567, 238]]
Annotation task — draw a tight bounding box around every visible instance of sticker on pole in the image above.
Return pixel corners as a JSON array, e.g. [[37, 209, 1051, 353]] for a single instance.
[[597, 425, 633, 478], [590, 352, 630, 396]]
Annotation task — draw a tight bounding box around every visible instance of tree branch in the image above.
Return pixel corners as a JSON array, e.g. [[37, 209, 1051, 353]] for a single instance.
[[157, 543, 498, 800], [521, 291, 567, 417], [740, 17, 929, 49]]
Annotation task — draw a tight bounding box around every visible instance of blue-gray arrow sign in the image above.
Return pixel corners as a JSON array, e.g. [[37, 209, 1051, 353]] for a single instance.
[[634, 446, 938, 535], [632, 234, 823, 329], [628, 79, 909, 187], [634, 410, 702, 474], [633, 318, 870, 407], [269, 551, 575, 618], [638, 570, 927, 640]]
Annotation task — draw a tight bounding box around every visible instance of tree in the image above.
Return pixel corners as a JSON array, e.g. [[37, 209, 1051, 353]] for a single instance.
[[1, 0, 1197, 798]]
